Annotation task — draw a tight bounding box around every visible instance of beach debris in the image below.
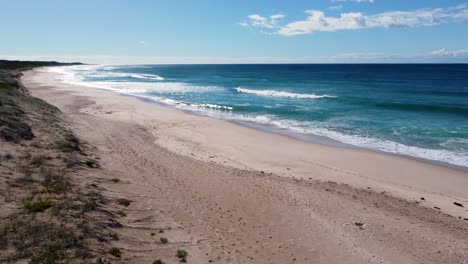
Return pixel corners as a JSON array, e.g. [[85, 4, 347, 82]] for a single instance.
[[420, 197, 425, 201], [453, 202, 464, 207], [434, 207, 441, 210], [354, 221, 365, 229]]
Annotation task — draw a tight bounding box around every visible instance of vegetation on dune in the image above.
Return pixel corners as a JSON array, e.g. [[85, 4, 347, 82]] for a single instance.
[[117, 198, 132, 207], [24, 200, 53, 213], [0, 60, 117, 263], [176, 249, 188, 262], [108, 247, 122, 258]]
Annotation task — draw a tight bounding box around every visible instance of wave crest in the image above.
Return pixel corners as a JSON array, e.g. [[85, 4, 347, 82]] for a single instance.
[[130, 74, 164, 81], [235, 87, 336, 99]]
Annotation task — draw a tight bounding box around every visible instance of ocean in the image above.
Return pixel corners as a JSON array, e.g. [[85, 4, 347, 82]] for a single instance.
[[47, 64, 468, 168]]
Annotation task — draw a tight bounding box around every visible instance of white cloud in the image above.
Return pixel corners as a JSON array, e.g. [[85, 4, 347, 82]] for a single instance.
[[244, 13, 285, 28], [242, 5, 468, 36], [431, 48, 468, 57]]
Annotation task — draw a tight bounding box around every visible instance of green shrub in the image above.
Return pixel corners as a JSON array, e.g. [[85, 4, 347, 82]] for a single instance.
[[108, 232, 119, 241], [176, 249, 188, 262], [117, 198, 131, 207], [109, 247, 121, 258], [160, 237, 168, 244], [153, 259, 165, 264], [55, 134, 80, 152], [111, 178, 120, 183], [29, 156, 46, 167], [30, 241, 62, 263], [116, 210, 127, 217], [41, 169, 70, 194], [24, 200, 53, 213]]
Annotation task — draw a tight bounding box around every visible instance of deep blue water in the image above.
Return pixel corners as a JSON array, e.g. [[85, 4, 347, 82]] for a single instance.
[[50, 64, 468, 167]]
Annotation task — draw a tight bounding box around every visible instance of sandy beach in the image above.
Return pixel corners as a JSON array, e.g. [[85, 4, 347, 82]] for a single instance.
[[20, 68, 468, 263]]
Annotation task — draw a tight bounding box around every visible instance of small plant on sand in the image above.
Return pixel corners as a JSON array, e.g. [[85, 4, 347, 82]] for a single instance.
[[116, 210, 127, 217], [30, 241, 63, 263], [108, 232, 119, 241], [160, 237, 168, 244], [55, 133, 80, 152], [111, 178, 120, 183], [109, 247, 121, 258], [117, 198, 131, 207], [41, 169, 70, 194], [24, 200, 53, 213], [153, 259, 165, 264], [176, 249, 188, 262], [29, 156, 46, 167]]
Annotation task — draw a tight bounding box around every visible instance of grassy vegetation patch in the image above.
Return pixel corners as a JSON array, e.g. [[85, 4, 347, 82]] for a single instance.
[[24, 200, 53, 213], [109, 247, 122, 258], [176, 249, 188, 262], [0, 217, 91, 262], [117, 198, 131, 207], [41, 169, 71, 194], [55, 133, 80, 152], [116, 210, 127, 217]]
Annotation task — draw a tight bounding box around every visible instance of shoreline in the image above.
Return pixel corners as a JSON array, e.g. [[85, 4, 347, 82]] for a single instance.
[[48, 65, 468, 170], [24, 68, 468, 216], [19, 67, 468, 263]]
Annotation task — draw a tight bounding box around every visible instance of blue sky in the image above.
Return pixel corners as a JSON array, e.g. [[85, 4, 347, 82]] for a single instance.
[[1, 0, 468, 64]]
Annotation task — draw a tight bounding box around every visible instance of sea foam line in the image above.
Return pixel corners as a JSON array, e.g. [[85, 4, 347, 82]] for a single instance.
[[218, 114, 468, 167], [130, 74, 164, 81], [235, 87, 336, 99]]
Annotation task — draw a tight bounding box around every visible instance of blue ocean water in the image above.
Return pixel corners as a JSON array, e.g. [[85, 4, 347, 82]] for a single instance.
[[50, 64, 468, 167]]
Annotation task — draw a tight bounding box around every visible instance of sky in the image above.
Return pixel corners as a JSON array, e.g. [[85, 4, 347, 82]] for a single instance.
[[1, 0, 468, 64]]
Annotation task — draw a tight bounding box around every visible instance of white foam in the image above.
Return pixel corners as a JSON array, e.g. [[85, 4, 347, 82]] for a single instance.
[[223, 115, 468, 167], [130, 74, 164, 81], [235, 87, 336, 99], [44, 65, 219, 94]]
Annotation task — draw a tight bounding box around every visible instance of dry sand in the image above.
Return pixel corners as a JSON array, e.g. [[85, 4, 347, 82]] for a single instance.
[[20, 68, 468, 263]]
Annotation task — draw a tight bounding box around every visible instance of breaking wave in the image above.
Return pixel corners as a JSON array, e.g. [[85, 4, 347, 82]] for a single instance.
[[235, 87, 336, 99]]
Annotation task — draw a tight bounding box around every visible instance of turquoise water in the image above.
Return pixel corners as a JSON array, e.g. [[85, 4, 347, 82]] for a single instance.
[[49, 64, 468, 167]]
